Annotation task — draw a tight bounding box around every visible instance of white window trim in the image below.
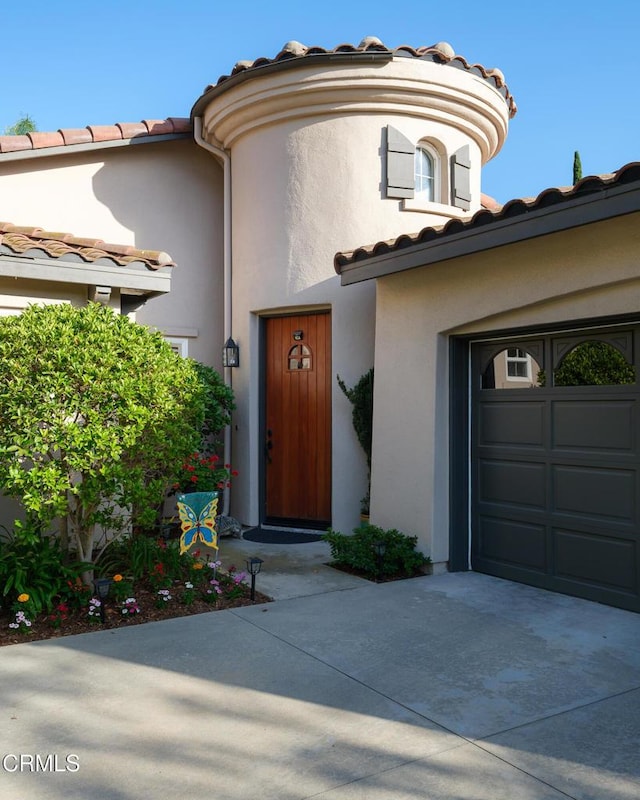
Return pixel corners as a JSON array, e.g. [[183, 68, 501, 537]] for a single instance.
[[505, 349, 532, 382], [165, 336, 189, 357], [414, 144, 441, 203], [402, 199, 469, 217]]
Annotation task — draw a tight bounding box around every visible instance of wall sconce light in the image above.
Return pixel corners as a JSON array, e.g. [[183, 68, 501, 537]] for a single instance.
[[293, 330, 303, 341], [245, 557, 264, 601], [223, 337, 240, 368], [93, 578, 112, 623]]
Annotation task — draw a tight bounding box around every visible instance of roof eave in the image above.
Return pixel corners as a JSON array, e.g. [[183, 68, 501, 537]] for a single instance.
[[0, 253, 173, 296], [191, 51, 394, 118], [338, 181, 640, 286], [0, 132, 191, 164]]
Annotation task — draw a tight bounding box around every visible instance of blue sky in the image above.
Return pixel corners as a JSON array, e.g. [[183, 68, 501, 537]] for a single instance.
[[2, 0, 638, 203]]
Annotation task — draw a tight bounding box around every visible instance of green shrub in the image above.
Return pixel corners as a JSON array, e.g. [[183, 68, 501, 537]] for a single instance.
[[0, 534, 89, 615], [0, 302, 206, 566], [322, 524, 430, 581]]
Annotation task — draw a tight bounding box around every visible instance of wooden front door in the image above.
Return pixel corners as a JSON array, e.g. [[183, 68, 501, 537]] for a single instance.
[[264, 313, 331, 527]]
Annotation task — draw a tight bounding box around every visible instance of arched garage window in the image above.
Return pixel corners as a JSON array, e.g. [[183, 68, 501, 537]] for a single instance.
[[481, 346, 542, 389], [554, 341, 635, 386]]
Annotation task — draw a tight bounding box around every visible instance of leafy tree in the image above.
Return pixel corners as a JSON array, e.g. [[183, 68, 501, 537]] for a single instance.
[[573, 150, 583, 184], [337, 369, 374, 470], [338, 369, 374, 514], [4, 114, 37, 135], [554, 341, 635, 386], [192, 361, 235, 450], [0, 303, 205, 571]]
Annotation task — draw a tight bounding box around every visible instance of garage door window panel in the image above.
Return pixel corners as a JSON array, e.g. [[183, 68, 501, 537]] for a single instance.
[[553, 340, 635, 386], [480, 344, 543, 389]]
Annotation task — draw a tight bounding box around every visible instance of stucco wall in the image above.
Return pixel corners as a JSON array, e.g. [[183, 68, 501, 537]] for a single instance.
[[0, 140, 225, 367], [201, 53, 510, 532], [370, 213, 640, 564]]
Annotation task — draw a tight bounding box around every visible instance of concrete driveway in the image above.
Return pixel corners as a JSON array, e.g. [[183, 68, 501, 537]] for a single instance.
[[1, 552, 639, 799]]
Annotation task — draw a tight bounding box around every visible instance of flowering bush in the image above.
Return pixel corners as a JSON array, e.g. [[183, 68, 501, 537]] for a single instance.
[[48, 602, 70, 629], [9, 609, 32, 632], [156, 589, 172, 608], [173, 453, 238, 494], [121, 597, 141, 616], [111, 574, 134, 603], [87, 597, 102, 623], [182, 581, 196, 605], [63, 580, 91, 611]]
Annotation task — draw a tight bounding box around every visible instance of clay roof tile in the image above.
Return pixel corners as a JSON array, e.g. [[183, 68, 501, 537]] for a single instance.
[[0, 221, 174, 270], [334, 162, 640, 272], [87, 124, 123, 143], [0, 118, 192, 157]]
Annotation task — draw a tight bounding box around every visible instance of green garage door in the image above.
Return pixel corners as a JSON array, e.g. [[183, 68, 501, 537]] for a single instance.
[[472, 326, 640, 612]]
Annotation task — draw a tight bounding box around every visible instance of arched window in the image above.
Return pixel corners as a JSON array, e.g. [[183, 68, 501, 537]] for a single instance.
[[413, 144, 440, 203], [288, 343, 312, 371]]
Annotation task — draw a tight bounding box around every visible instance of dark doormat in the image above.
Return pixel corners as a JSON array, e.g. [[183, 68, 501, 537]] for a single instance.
[[243, 528, 324, 544]]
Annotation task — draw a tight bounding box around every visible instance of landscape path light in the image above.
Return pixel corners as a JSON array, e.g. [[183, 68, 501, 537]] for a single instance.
[[93, 578, 112, 624], [246, 557, 264, 602], [373, 541, 387, 583]]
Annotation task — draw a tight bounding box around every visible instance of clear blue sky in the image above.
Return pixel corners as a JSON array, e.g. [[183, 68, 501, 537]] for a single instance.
[[2, 0, 638, 203]]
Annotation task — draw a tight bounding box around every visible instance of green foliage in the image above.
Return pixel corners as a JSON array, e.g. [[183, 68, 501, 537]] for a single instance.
[[0, 302, 205, 564], [337, 368, 374, 469], [553, 341, 635, 386], [173, 454, 237, 494], [573, 150, 583, 184], [4, 114, 37, 135], [192, 361, 235, 449], [322, 524, 430, 581], [0, 534, 89, 615], [98, 534, 174, 582]]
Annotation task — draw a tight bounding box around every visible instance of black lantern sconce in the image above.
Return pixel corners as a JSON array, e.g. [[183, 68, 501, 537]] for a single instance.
[[223, 337, 240, 368], [293, 330, 303, 341], [93, 578, 112, 624], [245, 557, 264, 601]]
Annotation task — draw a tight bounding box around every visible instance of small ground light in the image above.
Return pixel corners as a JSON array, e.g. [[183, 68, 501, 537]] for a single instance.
[[373, 541, 386, 583], [246, 557, 264, 601], [93, 578, 112, 623]]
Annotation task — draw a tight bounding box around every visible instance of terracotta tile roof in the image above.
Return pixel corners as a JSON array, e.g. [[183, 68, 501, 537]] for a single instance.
[[0, 118, 191, 155], [0, 223, 174, 269], [202, 37, 516, 118], [334, 162, 640, 271]]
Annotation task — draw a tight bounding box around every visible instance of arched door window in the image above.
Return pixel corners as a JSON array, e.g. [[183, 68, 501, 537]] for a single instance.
[[288, 343, 312, 371]]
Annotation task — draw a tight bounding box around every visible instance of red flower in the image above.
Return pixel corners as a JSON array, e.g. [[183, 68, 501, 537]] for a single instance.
[[224, 463, 231, 469], [217, 481, 225, 489], [231, 470, 239, 477], [190, 475, 198, 482]]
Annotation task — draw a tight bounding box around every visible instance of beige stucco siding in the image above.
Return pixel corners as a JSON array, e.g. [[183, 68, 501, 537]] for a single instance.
[[201, 51, 510, 532], [370, 213, 640, 564], [0, 140, 225, 367]]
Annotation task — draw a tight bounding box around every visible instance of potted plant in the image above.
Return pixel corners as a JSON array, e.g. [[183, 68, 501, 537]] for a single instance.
[[337, 368, 374, 524]]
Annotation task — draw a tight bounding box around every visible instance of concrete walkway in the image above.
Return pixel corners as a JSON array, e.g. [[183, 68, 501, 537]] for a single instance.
[[1, 538, 639, 799]]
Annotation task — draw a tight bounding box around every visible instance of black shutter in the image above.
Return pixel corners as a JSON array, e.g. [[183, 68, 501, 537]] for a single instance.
[[451, 145, 471, 211], [386, 125, 414, 199]]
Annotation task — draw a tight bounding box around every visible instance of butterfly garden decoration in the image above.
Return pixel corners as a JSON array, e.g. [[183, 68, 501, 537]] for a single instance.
[[176, 491, 220, 555]]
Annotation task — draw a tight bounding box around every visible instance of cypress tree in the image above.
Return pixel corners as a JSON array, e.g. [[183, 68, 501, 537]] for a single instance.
[[573, 150, 583, 184]]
